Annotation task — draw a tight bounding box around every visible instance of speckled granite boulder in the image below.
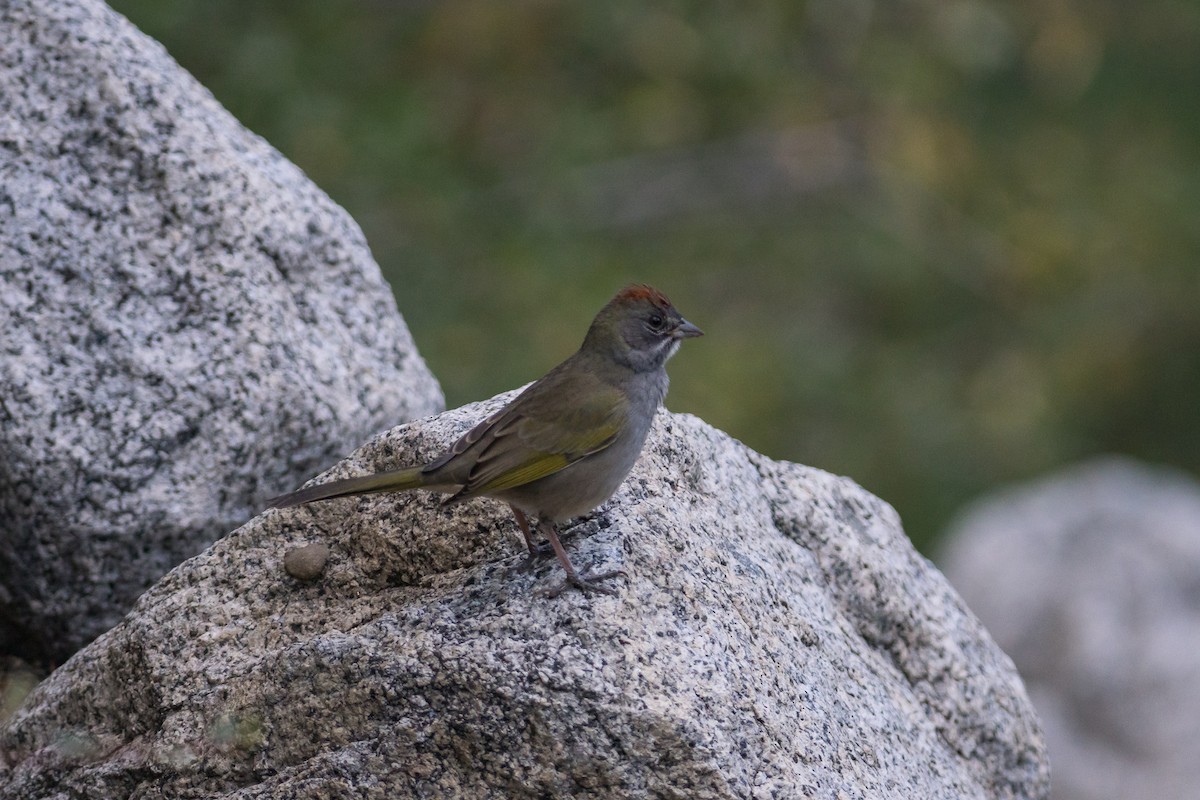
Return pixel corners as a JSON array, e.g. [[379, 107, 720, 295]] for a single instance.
[[941, 458, 1200, 800], [0, 402, 1048, 799], [0, 0, 443, 663]]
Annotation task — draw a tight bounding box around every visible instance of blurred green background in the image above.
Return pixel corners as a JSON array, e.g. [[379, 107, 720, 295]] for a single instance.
[[108, 0, 1200, 552]]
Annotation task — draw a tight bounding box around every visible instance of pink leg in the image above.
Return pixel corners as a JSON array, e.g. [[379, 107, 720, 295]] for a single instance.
[[509, 506, 537, 555], [537, 517, 624, 598], [509, 506, 552, 560]]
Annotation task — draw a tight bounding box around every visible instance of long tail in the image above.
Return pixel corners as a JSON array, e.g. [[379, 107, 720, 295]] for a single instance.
[[268, 466, 427, 509]]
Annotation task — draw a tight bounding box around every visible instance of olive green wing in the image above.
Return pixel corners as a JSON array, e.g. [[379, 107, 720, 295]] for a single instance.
[[421, 405, 508, 477], [458, 375, 629, 496]]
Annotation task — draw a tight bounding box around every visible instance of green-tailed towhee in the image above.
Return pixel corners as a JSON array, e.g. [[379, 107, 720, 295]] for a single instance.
[[269, 284, 702, 596]]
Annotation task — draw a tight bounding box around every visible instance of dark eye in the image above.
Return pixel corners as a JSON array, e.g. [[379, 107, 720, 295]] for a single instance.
[[647, 312, 666, 330]]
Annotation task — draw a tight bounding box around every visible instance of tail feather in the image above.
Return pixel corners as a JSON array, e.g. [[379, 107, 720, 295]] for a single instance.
[[268, 466, 427, 509]]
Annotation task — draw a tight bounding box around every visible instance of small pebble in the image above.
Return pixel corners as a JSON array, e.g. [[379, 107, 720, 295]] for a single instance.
[[283, 543, 330, 582]]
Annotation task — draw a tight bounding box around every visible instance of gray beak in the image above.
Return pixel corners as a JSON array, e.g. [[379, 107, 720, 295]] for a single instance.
[[672, 319, 704, 339]]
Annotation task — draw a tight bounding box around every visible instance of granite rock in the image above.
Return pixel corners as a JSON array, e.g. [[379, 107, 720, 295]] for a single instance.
[[0, 401, 1048, 799], [0, 0, 443, 663], [942, 458, 1200, 800]]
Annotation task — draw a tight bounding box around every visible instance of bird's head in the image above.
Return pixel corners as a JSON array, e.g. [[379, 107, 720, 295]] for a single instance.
[[583, 284, 703, 372]]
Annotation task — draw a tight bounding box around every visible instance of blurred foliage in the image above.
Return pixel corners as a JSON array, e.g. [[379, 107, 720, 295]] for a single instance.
[[108, 0, 1200, 551]]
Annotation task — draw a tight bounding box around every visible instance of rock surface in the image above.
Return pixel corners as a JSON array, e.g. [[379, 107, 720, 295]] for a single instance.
[[0, 0, 443, 663], [0, 400, 1048, 799], [941, 458, 1200, 800]]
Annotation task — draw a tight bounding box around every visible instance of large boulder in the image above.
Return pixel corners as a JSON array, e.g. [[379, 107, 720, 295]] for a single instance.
[[0, 0, 443, 663], [0, 402, 1048, 799], [941, 458, 1200, 800]]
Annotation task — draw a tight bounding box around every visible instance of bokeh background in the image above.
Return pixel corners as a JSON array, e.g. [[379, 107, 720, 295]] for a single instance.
[[107, 0, 1200, 552]]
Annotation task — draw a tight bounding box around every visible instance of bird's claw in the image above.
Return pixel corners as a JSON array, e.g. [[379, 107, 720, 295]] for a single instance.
[[542, 569, 625, 599], [519, 541, 555, 570], [528, 541, 555, 558]]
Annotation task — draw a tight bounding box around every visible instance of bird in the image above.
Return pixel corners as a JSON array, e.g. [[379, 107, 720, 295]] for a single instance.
[[269, 284, 703, 597]]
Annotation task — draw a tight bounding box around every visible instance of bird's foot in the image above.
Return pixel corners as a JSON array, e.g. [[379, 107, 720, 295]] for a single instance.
[[541, 569, 626, 599], [521, 541, 555, 569]]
